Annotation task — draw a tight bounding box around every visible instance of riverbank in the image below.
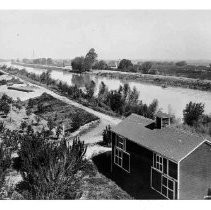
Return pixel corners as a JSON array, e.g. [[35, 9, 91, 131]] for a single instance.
[[12, 62, 77, 73], [92, 70, 211, 92], [11, 62, 211, 92], [1, 66, 123, 119]]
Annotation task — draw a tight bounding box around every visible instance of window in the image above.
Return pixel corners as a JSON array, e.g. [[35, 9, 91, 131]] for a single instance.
[[153, 154, 163, 172], [161, 176, 175, 199], [114, 147, 123, 167], [116, 135, 126, 150], [153, 153, 177, 180], [152, 152, 178, 199], [114, 147, 130, 173]]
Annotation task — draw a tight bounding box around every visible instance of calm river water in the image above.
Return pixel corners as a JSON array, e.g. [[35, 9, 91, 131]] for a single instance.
[[11, 64, 211, 120]]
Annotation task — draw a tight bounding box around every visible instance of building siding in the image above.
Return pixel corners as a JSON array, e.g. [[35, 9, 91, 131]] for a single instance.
[[179, 142, 211, 199], [111, 131, 165, 199]]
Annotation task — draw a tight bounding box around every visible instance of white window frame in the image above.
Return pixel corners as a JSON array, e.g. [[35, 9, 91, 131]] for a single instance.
[[115, 135, 126, 151], [151, 152, 178, 199], [114, 146, 130, 173], [161, 175, 176, 200], [154, 154, 163, 173], [153, 153, 178, 181]]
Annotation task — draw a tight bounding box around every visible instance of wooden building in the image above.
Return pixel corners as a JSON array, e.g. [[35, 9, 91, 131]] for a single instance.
[[110, 112, 211, 199]]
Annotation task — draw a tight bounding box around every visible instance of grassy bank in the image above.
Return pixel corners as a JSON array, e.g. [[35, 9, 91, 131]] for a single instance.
[[93, 71, 211, 91]]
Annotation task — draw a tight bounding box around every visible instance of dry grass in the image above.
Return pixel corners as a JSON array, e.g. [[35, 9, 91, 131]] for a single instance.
[[78, 160, 132, 200]]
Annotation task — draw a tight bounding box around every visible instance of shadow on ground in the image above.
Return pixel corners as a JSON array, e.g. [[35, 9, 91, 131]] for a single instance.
[[92, 151, 165, 200]]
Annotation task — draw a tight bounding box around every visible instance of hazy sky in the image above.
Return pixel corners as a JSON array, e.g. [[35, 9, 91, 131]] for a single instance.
[[1, 10, 211, 60]]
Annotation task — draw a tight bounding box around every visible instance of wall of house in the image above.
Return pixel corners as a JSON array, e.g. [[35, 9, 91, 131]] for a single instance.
[[179, 142, 211, 199], [111, 131, 164, 199]]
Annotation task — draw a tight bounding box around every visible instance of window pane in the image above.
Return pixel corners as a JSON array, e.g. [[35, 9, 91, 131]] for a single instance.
[[115, 156, 118, 164], [168, 190, 174, 199], [123, 152, 130, 172], [162, 186, 167, 196], [156, 155, 159, 162], [159, 157, 162, 164], [168, 161, 177, 180], [163, 177, 167, 186], [168, 179, 174, 190], [163, 158, 167, 174]]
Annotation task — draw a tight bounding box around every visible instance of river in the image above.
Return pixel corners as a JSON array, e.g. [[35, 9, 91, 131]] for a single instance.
[[9, 64, 211, 120]]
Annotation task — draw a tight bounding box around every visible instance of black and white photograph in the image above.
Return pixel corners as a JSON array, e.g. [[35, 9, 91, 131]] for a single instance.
[[0, 0, 211, 204]]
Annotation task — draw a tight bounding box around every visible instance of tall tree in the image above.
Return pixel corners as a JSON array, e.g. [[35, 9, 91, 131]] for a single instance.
[[118, 59, 133, 71], [183, 102, 205, 126], [139, 62, 153, 74], [71, 57, 85, 73], [83, 48, 98, 71]]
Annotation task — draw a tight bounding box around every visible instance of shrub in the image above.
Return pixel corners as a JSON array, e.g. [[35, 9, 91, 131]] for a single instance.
[[13, 130, 87, 199], [183, 102, 205, 126]]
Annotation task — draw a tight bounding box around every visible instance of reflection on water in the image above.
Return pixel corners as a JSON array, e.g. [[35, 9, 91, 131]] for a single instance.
[[14, 65, 211, 119]]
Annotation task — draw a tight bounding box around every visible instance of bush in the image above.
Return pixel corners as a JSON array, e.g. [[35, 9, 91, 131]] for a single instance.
[[183, 102, 205, 126], [13, 129, 87, 199], [0, 100, 10, 116]]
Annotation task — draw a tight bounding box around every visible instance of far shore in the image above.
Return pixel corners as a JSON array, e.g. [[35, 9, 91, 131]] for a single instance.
[[10, 62, 211, 92]]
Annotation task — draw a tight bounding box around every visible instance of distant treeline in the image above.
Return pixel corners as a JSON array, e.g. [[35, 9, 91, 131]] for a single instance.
[[18, 52, 211, 81]]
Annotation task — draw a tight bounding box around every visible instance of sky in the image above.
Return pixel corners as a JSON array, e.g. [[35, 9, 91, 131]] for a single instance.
[[1, 10, 211, 60]]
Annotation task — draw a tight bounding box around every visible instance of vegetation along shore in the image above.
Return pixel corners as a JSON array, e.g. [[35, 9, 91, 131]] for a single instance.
[[93, 71, 211, 92]]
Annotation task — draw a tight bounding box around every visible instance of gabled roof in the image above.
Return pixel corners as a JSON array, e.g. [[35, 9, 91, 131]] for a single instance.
[[111, 113, 207, 162]]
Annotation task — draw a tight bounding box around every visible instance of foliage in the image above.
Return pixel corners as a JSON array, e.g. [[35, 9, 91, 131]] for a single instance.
[[183, 102, 205, 126], [1, 94, 13, 104], [0, 95, 11, 116], [2, 66, 159, 120], [71, 56, 85, 73], [139, 62, 153, 74], [0, 143, 12, 199], [102, 125, 111, 146], [106, 90, 124, 114], [83, 48, 98, 71], [85, 80, 96, 99], [175, 61, 187, 66], [12, 129, 87, 199], [118, 59, 133, 71], [47, 117, 56, 132], [93, 60, 108, 70], [71, 112, 83, 132], [97, 81, 109, 103]]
